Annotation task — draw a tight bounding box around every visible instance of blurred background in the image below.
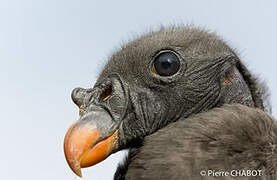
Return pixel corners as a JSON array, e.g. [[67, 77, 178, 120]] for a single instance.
[[0, 0, 276, 179]]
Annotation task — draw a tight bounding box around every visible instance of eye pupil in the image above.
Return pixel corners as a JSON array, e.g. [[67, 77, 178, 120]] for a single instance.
[[153, 51, 180, 76], [161, 60, 171, 69]]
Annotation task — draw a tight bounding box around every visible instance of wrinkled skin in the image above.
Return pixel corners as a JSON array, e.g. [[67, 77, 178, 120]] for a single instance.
[[96, 27, 263, 149], [64, 26, 267, 178]]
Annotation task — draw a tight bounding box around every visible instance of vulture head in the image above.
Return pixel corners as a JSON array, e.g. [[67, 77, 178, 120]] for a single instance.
[[63, 27, 267, 177]]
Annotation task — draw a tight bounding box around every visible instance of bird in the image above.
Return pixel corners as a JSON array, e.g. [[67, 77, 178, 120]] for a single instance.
[[63, 26, 276, 179]]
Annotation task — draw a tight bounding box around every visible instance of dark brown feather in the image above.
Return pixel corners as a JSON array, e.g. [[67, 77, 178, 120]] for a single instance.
[[121, 104, 277, 180]]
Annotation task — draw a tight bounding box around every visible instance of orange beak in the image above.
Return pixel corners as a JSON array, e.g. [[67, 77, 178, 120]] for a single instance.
[[64, 120, 119, 177]]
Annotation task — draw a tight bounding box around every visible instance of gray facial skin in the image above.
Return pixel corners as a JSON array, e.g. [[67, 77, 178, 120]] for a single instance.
[[67, 26, 274, 179]]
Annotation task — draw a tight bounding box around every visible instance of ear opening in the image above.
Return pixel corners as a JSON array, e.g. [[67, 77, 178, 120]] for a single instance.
[[234, 59, 265, 110], [220, 57, 265, 111]]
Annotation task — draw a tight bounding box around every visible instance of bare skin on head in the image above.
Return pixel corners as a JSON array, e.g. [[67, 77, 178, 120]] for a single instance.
[[64, 26, 275, 179]]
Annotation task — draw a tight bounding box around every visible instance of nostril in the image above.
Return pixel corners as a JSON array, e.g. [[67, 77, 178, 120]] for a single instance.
[[100, 84, 112, 101], [71, 87, 86, 107]]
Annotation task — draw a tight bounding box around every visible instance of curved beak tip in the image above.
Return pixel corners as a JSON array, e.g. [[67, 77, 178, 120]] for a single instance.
[[64, 121, 119, 177], [74, 167, 82, 178], [69, 162, 82, 177]]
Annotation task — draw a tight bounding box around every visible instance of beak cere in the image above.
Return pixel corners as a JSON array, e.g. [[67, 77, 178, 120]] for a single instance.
[[64, 118, 119, 177]]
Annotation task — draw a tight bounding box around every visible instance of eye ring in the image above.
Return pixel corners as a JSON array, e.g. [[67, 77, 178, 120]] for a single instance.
[[151, 50, 180, 77]]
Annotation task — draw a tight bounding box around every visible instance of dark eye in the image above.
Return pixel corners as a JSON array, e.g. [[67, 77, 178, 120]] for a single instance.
[[152, 51, 180, 76]]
